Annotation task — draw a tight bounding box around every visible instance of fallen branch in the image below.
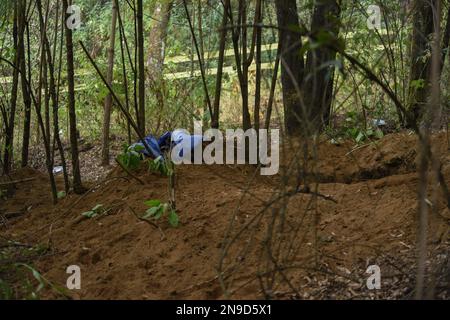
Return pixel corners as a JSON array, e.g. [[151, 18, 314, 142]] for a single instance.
[[2, 211, 26, 220], [0, 177, 36, 187]]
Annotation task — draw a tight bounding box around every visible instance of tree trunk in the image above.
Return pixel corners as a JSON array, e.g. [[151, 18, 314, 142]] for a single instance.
[[274, 0, 304, 135], [146, 1, 173, 82], [254, 0, 262, 132], [409, 0, 435, 124], [137, 0, 146, 136], [101, 1, 118, 166], [3, 3, 21, 174], [35, 0, 59, 203], [212, 0, 230, 129], [440, 4, 450, 71], [20, 8, 31, 168], [302, 0, 340, 133], [63, 0, 85, 194], [42, 1, 70, 193], [146, 0, 173, 133], [240, 1, 251, 131]]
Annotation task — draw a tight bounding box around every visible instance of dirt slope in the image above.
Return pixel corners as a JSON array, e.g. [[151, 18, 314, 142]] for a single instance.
[[1, 132, 449, 299]]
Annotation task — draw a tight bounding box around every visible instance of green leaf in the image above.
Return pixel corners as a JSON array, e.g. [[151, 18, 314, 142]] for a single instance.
[[82, 211, 96, 218], [144, 199, 161, 207], [57, 191, 66, 199], [143, 206, 160, 219], [355, 131, 365, 143], [92, 204, 103, 212], [375, 129, 384, 139], [133, 145, 145, 152], [153, 207, 164, 220], [168, 210, 179, 228]]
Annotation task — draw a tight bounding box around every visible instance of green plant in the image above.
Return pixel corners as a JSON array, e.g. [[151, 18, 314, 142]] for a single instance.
[[16, 263, 69, 299], [57, 191, 66, 199], [148, 156, 173, 176], [142, 199, 179, 228], [81, 204, 104, 218], [338, 111, 384, 144], [0, 244, 69, 299], [117, 144, 145, 170]]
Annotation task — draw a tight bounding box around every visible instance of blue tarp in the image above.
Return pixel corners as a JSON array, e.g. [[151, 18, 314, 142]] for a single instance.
[[130, 131, 203, 160]]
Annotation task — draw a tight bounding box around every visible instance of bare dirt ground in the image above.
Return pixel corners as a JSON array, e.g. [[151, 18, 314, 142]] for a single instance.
[[1, 132, 449, 300]]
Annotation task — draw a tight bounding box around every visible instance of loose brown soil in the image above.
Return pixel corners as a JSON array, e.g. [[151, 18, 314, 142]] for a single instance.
[[1, 132, 449, 300]]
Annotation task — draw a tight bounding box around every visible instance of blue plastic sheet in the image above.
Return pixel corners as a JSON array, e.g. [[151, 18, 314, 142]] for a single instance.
[[130, 131, 203, 161]]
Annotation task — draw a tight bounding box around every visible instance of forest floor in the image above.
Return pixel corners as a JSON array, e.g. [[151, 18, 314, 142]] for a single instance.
[[1, 131, 449, 300]]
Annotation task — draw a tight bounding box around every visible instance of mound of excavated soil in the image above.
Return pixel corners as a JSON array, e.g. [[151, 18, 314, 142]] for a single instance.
[[281, 131, 450, 184], [1, 132, 449, 299]]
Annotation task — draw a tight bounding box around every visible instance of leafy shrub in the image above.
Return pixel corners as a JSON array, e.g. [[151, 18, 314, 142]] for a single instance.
[[117, 144, 144, 170], [142, 199, 179, 228]]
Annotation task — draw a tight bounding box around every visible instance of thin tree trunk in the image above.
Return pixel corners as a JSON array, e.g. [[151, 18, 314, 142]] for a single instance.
[[43, 1, 70, 193], [212, 0, 230, 129], [115, 0, 132, 144], [3, 3, 20, 174], [183, 0, 213, 123], [34, 0, 59, 203], [137, 0, 146, 135], [43, 49, 51, 141], [264, 39, 281, 130], [101, 0, 118, 166], [20, 7, 31, 168], [63, 0, 85, 194], [240, 1, 251, 131], [254, 0, 262, 132]]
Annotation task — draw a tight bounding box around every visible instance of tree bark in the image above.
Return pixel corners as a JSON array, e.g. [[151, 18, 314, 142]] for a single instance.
[[146, 0, 173, 133], [146, 1, 173, 82], [302, 0, 340, 133], [101, 1, 118, 166], [211, 0, 230, 129], [137, 0, 146, 136], [440, 3, 450, 71], [274, 0, 304, 135], [3, 3, 21, 174], [254, 0, 262, 132], [409, 0, 435, 124], [63, 0, 85, 194], [20, 6, 32, 168]]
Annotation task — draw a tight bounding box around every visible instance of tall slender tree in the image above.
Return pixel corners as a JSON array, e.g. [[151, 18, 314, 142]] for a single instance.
[[101, 0, 118, 166], [137, 0, 146, 135], [20, 2, 32, 168], [2, 2, 21, 174], [63, 0, 85, 194], [212, 0, 230, 129]]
